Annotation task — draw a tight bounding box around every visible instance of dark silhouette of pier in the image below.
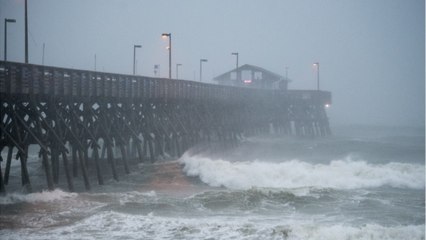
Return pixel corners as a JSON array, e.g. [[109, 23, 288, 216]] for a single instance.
[[0, 61, 331, 193]]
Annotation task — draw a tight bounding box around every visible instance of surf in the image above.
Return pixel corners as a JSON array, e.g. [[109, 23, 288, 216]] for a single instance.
[[179, 154, 425, 190]]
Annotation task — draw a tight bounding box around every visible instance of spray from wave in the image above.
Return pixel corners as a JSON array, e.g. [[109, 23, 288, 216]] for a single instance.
[[179, 154, 425, 190]]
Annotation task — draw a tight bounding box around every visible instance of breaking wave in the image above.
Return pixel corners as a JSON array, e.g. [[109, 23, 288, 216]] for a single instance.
[[179, 154, 425, 190], [0, 189, 78, 205]]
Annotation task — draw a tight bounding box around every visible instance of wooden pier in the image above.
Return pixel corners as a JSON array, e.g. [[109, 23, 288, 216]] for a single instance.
[[0, 61, 331, 193]]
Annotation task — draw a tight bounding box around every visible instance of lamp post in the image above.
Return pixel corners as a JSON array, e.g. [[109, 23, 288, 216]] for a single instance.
[[285, 66, 289, 81], [199, 59, 208, 82], [133, 44, 142, 75], [42, 43, 45, 65], [154, 64, 160, 77], [161, 33, 172, 79], [24, 0, 28, 63], [231, 52, 239, 84], [231, 53, 238, 70], [176, 63, 182, 79], [313, 62, 320, 91], [4, 18, 16, 62]]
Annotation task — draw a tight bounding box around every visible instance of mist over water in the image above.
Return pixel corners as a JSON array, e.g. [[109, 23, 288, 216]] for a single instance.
[[0, 125, 424, 239]]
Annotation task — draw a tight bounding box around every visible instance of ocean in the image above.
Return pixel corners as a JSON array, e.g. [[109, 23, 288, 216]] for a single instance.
[[0, 125, 424, 240]]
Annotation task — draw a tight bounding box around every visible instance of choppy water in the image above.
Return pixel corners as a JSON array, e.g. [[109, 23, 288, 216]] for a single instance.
[[0, 125, 424, 239]]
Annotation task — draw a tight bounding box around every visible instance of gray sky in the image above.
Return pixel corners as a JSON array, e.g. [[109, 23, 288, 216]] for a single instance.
[[1, 0, 424, 127]]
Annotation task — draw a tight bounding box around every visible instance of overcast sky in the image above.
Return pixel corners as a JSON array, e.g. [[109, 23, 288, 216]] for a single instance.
[[1, 0, 424, 127]]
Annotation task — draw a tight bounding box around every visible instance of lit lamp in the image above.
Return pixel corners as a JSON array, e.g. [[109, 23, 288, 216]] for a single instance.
[[313, 62, 320, 91], [133, 44, 142, 75], [176, 63, 182, 79], [231, 52, 239, 82], [4, 18, 16, 62], [161, 33, 172, 78], [199, 59, 208, 82]]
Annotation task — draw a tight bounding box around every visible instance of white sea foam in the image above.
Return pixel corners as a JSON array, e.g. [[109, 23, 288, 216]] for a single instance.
[[0, 189, 77, 205], [1, 211, 423, 240], [117, 190, 157, 205], [179, 154, 425, 190]]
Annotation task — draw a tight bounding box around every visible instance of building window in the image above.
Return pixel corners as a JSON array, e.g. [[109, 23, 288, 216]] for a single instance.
[[254, 71, 262, 80], [241, 70, 252, 82]]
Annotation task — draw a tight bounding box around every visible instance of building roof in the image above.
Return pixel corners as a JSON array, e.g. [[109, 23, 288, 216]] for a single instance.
[[213, 64, 288, 82]]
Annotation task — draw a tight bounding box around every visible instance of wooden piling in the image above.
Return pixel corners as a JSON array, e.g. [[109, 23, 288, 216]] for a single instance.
[[14, 116, 33, 192], [0, 156, 5, 195], [101, 142, 107, 160], [119, 144, 130, 174], [71, 145, 78, 177], [106, 140, 119, 181], [77, 149, 91, 190], [135, 138, 144, 163], [40, 148, 53, 191], [91, 143, 104, 185], [4, 146, 13, 185], [148, 138, 155, 163], [61, 150, 74, 192], [51, 146, 60, 184]]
